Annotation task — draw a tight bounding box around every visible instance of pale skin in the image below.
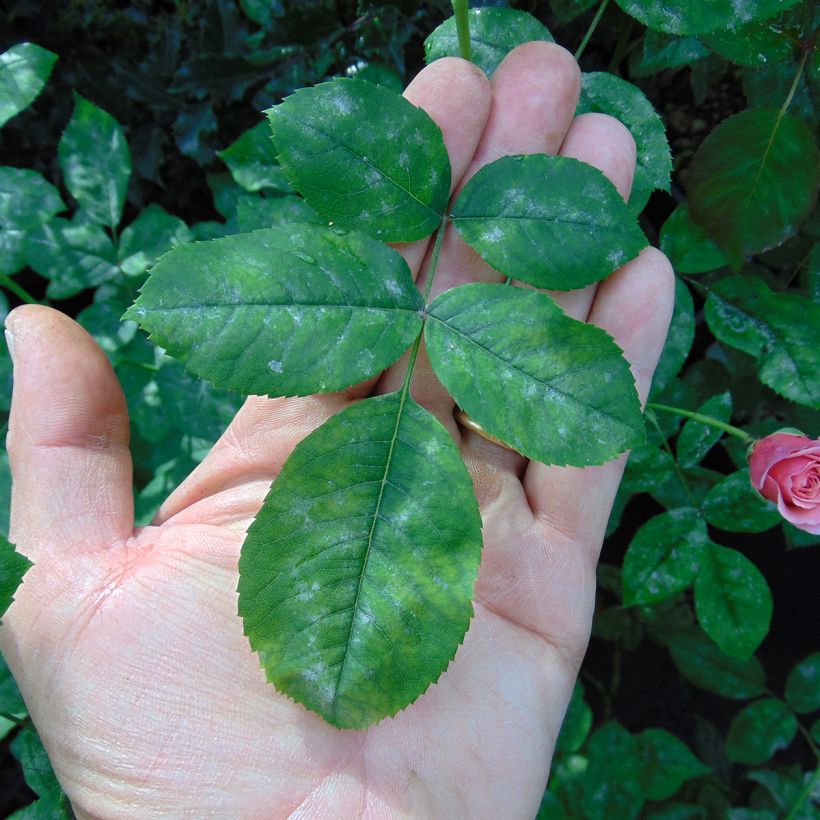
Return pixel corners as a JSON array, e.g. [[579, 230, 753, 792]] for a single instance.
[[1, 44, 674, 818]]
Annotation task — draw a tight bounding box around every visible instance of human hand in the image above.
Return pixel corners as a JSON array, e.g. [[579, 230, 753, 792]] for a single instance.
[[1, 43, 673, 818]]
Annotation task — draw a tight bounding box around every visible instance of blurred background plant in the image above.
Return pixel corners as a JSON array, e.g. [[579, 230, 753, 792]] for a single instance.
[[0, 0, 817, 816]]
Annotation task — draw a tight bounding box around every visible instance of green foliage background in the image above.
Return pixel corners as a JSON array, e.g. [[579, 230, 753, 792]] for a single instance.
[[1, 0, 818, 815]]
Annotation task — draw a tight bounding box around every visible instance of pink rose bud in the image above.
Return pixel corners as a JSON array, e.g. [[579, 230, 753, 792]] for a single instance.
[[748, 431, 820, 535]]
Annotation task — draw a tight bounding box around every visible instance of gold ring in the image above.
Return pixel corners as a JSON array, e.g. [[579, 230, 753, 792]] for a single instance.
[[454, 408, 520, 453]]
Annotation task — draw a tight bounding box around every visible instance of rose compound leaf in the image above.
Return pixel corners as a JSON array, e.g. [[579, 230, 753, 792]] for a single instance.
[[667, 628, 767, 699], [238, 392, 483, 728], [451, 155, 646, 291], [612, 0, 803, 35], [726, 699, 798, 765], [0, 534, 31, 621], [577, 72, 672, 214], [424, 8, 554, 75], [694, 543, 772, 659], [785, 652, 820, 714], [621, 508, 709, 606], [701, 470, 781, 534], [676, 391, 732, 468], [659, 204, 727, 275], [24, 217, 119, 300], [425, 283, 644, 466], [125, 224, 424, 397], [58, 93, 132, 229], [687, 110, 819, 268], [217, 121, 294, 194], [635, 728, 710, 801], [0, 43, 58, 128], [649, 277, 695, 399], [268, 78, 450, 242], [705, 276, 820, 408]]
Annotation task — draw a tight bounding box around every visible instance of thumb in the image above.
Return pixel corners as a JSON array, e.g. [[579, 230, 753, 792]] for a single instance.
[[6, 305, 133, 561]]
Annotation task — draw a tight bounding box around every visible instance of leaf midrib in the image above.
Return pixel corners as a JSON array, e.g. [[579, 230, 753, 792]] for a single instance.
[[453, 213, 616, 231], [331, 395, 409, 722], [135, 301, 423, 314]]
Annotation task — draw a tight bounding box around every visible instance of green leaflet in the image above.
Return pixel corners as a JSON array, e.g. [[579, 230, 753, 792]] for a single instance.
[[451, 155, 646, 291], [0, 534, 31, 621], [667, 628, 767, 699], [726, 699, 798, 765], [556, 681, 593, 755], [10, 726, 71, 818], [621, 508, 709, 606], [676, 392, 732, 467], [23, 217, 119, 299], [0, 167, 66, 276], [694, 543, 772, 659], [659, 204, 727, 275], [785, 652, 820, 714], [0, 43, 58, 128], [704, 276, 820, 408], [424, 8, 554, 75], [631, 30, 711, 76], [582, 722, 645, 820], [269, 78, 450, 242], [701, 470, 781, 533], [217, 121, 293, 194], [577, 72, 672, 214], [701, 19, 794, 67], [58, 94, 132, 229], [238, 392, 482, 728], [649, 277, 695, 399], [234, 194, 320, 233], [425, 284, 644, 466], [118, 205, 193, 277], [687, 109, 819, 267], [635, 728, 710, 801], [126, 224, 424, 397], [613, 0, 803, 35]]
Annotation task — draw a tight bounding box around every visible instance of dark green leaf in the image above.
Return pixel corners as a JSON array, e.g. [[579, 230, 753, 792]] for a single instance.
[[0, 534, 31, 622], [0, 652, 26, 716], [577, 72, 672, 213], [785, 652, 820, 714], [593, 605, 644, 649], [701, 469, 781, 533], [676, 392, 732, 467], [646, 804, 707, 820], [582, 722, 644, 820], [622, 508, 708, 605], [687, 110, 819, 267], [536, 789, 570, 820], [24, 217, 119, 299], [238, 392, 482, 728], [0, 43, 58, 128], [127, 224, 423, 397], [694, 543, 772, 659], [425, 283, 644, 466], [660, 204, 727, 274], [668, 628, 767, 698], [726, 699, 797, 764], [556, 681, 593, 755], [118, 205, 193, 276], [635, 728, 710, 801], [651, 464, 723, 511], [451, 155, 647, 290], [234, 194, 320, 232], [701, 20, 794, 67], [549, 0, 597, 22], [269, 78, 450, 242], [705, 276, 820, 408], [743, 59, 817, 129], [10, 726, 70, 817], [0, 451, 9, 538], [347, 63, 403, 93], [58, 94, 132, 229], [649, 277, 695, 398], [217, 121, 293, 194], [622, 442, 676, 494], [613, 0, 803, 35], [632, 30, 710, 76], [424, 8, 553, 75], [0, 167, 65, 230]]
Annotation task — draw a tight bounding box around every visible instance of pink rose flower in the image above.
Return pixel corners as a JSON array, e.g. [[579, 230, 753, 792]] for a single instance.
[[748, 432, 820, 535]]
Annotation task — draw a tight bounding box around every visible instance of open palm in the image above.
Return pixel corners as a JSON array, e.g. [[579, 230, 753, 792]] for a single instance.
[[2, 43, 673, 818]]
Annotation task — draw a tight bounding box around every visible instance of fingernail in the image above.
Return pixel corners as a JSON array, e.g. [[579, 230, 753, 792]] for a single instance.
[[4, 328, 15, 364]]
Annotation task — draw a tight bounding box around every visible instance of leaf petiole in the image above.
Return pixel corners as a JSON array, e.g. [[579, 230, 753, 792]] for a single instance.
[[0, 275, 38, 305], [647, 402, 753, 443], [452, 0, 472, 62], [575, 0, 611, 61]]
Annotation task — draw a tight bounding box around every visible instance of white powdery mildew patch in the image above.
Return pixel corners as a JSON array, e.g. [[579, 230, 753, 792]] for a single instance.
[[480, 226, 503, 244], [268, 359, 284, 373], [332, 92, 353, 116], [384, 279, 402, 297]]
